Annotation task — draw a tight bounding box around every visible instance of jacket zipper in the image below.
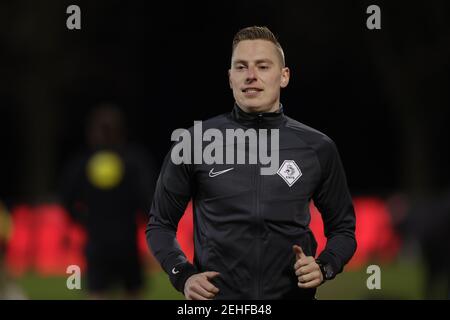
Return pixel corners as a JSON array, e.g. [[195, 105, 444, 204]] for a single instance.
[[255, 114, 263, 299]]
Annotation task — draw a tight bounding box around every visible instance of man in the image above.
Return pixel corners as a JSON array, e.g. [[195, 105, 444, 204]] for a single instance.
[[146, 26, 356, 299], [61, 104, 157, 299]]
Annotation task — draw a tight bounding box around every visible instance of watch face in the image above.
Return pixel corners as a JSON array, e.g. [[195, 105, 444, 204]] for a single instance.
[[324, 264, 333, 279]]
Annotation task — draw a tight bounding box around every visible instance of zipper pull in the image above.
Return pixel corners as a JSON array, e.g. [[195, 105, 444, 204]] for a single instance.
[[257, 113, 263, 124]]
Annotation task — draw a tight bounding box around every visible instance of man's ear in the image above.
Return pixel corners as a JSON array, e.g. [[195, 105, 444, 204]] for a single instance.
[[228, 69, 233, 89], [280, 67, 290, 88]]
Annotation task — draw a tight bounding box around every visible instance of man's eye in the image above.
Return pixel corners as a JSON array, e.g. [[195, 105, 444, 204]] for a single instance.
[[236, 65, 246, 70], [259, 65, 269, 70]]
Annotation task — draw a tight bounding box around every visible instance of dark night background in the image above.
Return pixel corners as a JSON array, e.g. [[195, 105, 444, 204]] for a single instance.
[[0, 0, 450, 301], [1, 0, 449, 202]]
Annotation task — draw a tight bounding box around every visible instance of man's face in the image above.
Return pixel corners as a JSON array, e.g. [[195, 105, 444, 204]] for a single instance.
[[229, 39, 290, 113]]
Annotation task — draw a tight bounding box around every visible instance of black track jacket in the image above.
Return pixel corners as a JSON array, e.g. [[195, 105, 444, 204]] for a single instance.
[[146, 104, 357, 299]]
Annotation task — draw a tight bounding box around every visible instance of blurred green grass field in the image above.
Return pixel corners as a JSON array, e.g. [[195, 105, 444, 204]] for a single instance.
[[6, 258, 426, 300]]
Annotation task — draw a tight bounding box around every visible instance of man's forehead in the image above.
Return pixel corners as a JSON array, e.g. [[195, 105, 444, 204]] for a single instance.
[[232, 39, 284, 66], [232, 40, 279, 60]]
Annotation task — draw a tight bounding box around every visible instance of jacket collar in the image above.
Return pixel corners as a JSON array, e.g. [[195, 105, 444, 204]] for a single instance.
[[230, 103, 286, 128]]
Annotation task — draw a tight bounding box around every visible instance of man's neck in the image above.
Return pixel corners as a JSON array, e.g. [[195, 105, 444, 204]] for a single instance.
[[237, 103, 281, 114]]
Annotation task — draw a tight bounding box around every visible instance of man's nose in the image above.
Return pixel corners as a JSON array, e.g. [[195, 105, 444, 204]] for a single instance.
[[245, 66, 257, 83]]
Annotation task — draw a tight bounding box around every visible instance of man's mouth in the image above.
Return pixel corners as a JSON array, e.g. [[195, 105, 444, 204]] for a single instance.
[[242, 88, 263, 93]]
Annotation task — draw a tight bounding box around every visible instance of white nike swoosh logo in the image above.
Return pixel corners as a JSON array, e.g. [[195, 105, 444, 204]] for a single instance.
[[171, 267, 179, 274], [209, 167, 234, 177]]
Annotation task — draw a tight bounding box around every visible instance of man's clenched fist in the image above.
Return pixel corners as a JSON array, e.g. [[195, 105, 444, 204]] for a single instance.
[[184, 271, 220, 300], [293, 245, 324, 289]]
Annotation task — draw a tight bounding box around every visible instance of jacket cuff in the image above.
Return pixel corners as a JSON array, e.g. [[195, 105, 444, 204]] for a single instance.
[[317, 251, 341, 280], [169, 262, 198, 293]]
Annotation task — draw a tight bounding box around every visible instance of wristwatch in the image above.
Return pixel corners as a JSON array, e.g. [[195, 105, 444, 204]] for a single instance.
[[315, 259, 334, 282]]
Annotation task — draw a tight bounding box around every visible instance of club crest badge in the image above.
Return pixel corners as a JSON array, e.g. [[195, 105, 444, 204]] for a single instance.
[[277, 160, 302, 187]]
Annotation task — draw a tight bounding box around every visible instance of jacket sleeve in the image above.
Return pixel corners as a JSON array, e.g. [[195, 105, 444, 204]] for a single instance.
[[145, 145, 198, 293], [312, 137, 357, 279]]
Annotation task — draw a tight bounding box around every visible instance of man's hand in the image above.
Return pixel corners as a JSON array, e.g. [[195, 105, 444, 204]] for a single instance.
[[184, 271, 220, 300], [293, 245, 324, 289]]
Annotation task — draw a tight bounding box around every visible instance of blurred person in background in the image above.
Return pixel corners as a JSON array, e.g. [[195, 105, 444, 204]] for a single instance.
[[397, 190, 450, 299], [60, 103, 157, 299], [0, 200, 26, 299]]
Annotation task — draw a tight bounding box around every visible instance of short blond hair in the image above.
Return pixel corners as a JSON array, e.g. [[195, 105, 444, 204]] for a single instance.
[[232, 26, 285, 66]]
